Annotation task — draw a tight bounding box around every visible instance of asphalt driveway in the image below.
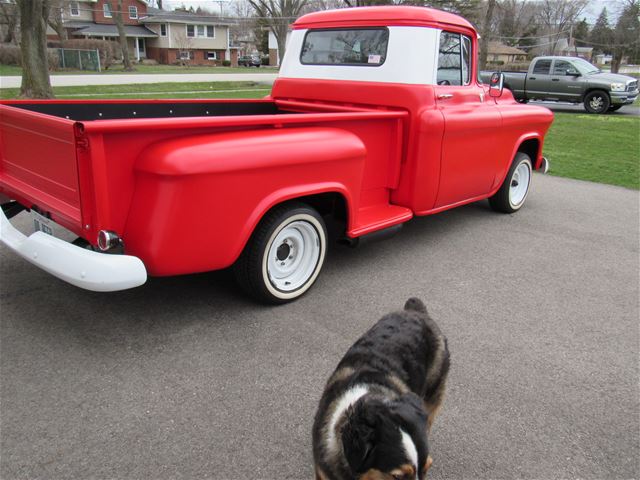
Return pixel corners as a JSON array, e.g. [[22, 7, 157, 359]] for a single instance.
[[1, 174, 638, 479]]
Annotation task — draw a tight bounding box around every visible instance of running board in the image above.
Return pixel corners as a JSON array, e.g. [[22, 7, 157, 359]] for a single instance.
[[348, 204, 413, 238]]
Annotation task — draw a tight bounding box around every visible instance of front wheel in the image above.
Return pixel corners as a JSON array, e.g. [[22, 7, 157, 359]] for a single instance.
[[489, 152, 533, 213], [233, 202, 327, 304], [584, 90, 610, 114]]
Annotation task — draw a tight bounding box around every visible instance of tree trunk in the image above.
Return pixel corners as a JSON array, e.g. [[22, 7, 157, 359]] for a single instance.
[[478, 0, 496, 71], [17, 0, 54, 99], [274, 22, 288, 66], [112, 0, 134, 71], [49, 7, 68, 41]]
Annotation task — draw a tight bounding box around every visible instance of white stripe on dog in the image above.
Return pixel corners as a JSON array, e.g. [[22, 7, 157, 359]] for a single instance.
[[400, 429, 419, 480], [326, 385, 369, 455]]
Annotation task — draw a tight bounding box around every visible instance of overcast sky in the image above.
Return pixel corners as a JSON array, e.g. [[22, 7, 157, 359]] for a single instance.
[[160, 0, 627, 24]]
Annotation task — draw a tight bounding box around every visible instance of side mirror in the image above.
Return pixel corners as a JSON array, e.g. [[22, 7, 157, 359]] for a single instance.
[[567, 70, 581, 77], [489, 72, 504, 98]]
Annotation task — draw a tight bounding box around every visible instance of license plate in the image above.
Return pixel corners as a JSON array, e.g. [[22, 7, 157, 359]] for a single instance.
[[31, 210, 72, 240]]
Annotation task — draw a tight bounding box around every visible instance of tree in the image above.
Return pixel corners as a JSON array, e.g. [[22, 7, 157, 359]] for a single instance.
[[478, 0, 497, 70], [611, 0, 640, 72], [16, 0, 54, 98], [536, 0, 589, 54], [48, 0, 69, 41], [248, 0, 309, 65], [0, 1, 19, 44], [573, 17, 589, 47], [107, 0, 134, 71], [589, 7, 613, 55]]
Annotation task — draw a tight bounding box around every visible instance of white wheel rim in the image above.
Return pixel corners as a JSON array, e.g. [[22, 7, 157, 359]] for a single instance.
[[263, 216, 324, 297], [509, 161, 531, 207]]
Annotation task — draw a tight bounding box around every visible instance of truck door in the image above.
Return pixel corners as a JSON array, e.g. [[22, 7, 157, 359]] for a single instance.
[[526, 58, 553, 100], [550, 59, 583, 102], [434, 31, 504, 208]]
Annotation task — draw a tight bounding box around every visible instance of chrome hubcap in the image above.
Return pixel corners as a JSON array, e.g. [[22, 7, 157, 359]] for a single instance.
[[590, 96, 604, 110]]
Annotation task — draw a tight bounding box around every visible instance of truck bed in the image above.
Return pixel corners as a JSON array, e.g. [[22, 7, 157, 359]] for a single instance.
[[1, 98, 407, 275]]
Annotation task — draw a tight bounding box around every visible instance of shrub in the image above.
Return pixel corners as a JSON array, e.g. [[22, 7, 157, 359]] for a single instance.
[[0, 44, 59, 70], [222, 60, 231, 67], [0, 44, 21, 66]]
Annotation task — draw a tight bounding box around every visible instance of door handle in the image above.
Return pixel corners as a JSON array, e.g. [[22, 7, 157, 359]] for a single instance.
[[529, 77, 536, 80], [552, 78, 560, 81], [437, 94, 454, 100]]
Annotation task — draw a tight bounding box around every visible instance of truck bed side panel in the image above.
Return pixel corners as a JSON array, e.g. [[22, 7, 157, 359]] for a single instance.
[[0, 106, 82, 232]]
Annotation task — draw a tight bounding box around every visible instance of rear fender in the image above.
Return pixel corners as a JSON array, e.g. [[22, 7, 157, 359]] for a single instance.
[[126, 127, 365, 276]]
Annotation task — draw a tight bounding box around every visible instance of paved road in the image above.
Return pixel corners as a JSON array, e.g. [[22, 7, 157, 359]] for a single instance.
[[0, 73, 278, 88], [539, 101, 640, 116], [1, 174, 638, 479]]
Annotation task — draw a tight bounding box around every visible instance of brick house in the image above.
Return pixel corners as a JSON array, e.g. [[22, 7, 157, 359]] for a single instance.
[[59, 0, 233, 64]]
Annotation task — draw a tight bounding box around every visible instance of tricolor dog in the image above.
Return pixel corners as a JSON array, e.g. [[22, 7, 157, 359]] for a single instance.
[[312, 298, 450, 480]]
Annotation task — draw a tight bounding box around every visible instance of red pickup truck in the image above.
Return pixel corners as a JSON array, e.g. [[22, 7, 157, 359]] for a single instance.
[[0, 6, 553, 303]]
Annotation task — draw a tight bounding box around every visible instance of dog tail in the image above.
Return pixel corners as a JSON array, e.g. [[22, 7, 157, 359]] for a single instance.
[[404, 297, 427, 314]]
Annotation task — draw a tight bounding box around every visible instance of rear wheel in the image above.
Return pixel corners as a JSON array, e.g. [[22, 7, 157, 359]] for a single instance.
[[584, 90, 610, 114], [489, 152, 533, 213], [233, 202, 327, 304]]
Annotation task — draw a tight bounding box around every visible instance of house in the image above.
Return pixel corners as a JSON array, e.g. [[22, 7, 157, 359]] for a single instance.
[[485, 41, 527, 64], [58, 0, 234, 65], [555, 38, 593, 61], [141, 8, 234, 65]]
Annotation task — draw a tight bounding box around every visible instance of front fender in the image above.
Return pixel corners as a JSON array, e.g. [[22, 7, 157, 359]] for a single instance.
[[125, 127, 366, 276]]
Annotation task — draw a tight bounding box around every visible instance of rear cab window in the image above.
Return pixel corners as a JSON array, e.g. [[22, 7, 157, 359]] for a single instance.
[[532, 59, 552, 75], [437, 31, 472, 86], [300, 28, 389, 66]]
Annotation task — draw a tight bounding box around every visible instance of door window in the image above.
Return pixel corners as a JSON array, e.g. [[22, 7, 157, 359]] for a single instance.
[[437, 31, 472, 86], [552, 60, 578, 75]]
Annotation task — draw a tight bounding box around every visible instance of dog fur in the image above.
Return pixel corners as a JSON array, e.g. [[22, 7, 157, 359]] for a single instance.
[[312, 298, 450, 480]]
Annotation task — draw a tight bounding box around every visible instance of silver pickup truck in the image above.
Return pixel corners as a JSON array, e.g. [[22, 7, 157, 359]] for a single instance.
[[481, 56, 639, 114]]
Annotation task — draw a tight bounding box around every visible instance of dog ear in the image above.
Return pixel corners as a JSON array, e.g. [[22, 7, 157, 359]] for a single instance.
[[404, 297, 428, 314], [341, 402, 381, 473]]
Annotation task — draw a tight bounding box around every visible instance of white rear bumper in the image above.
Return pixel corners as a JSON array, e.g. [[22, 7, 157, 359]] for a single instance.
[[0, 208, 147, 292]]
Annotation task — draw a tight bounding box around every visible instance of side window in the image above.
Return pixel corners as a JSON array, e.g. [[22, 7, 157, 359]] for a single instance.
[[553, 60, 576, 75], [533, 59, 552, 75], [437, 32, 472, 86]]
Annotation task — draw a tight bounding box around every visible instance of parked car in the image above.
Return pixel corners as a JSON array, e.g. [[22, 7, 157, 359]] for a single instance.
[[238, 55, 261, 67], [0, 6, 553, 303], [481, 56, 639, 113]]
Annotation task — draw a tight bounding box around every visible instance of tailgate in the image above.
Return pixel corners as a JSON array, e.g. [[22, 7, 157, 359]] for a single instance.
[[0, 104, 83, 234]]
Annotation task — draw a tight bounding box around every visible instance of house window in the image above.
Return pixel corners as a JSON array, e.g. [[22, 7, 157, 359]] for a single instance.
[[160, 24, 167, 36], [179, 51, 193, 60], [186, 24, 215, 38], [129, 6, 138, 19], [207, 51, 217, 61], [103, 3, 112, 18], [69, 1, 79, 16]]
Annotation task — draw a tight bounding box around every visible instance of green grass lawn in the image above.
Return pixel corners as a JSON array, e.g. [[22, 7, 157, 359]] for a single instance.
[[0, 64, 277, 76], [0, 81, 271, 100], [544, 112, 640, 189]]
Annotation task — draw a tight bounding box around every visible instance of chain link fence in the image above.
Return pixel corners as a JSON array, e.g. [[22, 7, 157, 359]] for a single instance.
[[58, 48, 101, 72]]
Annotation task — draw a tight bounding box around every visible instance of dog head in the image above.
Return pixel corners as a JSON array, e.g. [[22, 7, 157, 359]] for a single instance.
[[341, 393, 432, 480]]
